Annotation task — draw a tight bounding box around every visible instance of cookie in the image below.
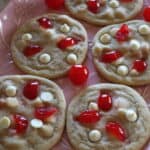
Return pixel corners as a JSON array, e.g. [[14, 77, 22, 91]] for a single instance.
[[67, 83, 150, 150], [11, 14, 88, 79], [92, 20, 150, 86], [65, 0, 143, 25], [0, 75, 66, 150]]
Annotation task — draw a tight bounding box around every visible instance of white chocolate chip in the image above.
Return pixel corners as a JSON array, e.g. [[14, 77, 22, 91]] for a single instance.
[[39, 53, 51, 64], [110, 28, 119, 37], [109, 0, 120, 8], [100, 34, 111, 44], [130, 40, 140, 51], [130, 69, 139, 76], [22, 33, 32, 41], [126, 109, 137, 122], [67, 53, 77, 65], [6, 97, 19, 108], [0, 117, 11, 130], [117, 65, 129, 76], [46, 116, 56, 124], [88, 102, 99, 111], [60, 24, 70, 33], [5, 86, 17, 97], [40, 92, 54, 103], [40, 125, 54, 137], [89, 130, 102, 142], [114, 97, 129, 108], [30, 119, 43, 128], [32, 97, 43, 107], [113, 57, 124, 65], [138, 24, 150, 35]]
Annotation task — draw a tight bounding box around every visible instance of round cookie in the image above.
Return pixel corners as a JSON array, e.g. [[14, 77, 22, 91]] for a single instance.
[[92, 20, 150, 86], [67, 84, 150, 150], [11, 14, 88, 78], [0, 75, 66, 150], [65, 0, 143, 25]]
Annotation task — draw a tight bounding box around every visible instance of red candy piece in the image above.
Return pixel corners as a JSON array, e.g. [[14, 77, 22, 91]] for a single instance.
[[98, 93, 112, 111], [13, 114, 28, 134], [101, 51, 122, 63], [87, 0, 100, 13], [132, 60, 147, 73], [23, 45, 42, 57], [106, 122, 127, 142], [23, 80, 39, 100], [45, 0, 64, 9], [115, 24, 130, 42], [68, 65, 89, 85], [143, 6, 150, 22], [57, 37, 79, 50], [75, 110, 101, 124], [37, 17, 53, 29], [35, 106, 58, 121]]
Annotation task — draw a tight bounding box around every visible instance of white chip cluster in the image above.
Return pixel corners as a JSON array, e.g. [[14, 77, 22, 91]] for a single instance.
[[130, 40, 140, 51], [30, 119, 43, 128], [60, 24, 70, 33], [88, 102, 99, 111], [117, 65, 129, 76], [0, 117, 11, 130], [22, 33, 32, 41]]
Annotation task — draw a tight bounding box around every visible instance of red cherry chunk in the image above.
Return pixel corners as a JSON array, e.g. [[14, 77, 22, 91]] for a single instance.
[[115, 24, 130, 42], [57, 37, 79, 50], [23, 80, 39, 100], [45, 0, 64, 9], [35, 106, 58, 121], [132, 60, 147, 73], [13, 114, 28, 134], [75, 110, 101, 124], [143, 6, 150, 22], [23, 45, 42, 57], [68, 65, 89, 85], [106, 122, 127, 142], [87, 0, 100, 13], [37, 17, 53, 29], [101, 51, 122, 63], [98, 93, 112, 111]]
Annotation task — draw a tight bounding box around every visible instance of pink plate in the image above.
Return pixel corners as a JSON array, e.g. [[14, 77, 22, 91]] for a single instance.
[[0, 0, 149, 149]]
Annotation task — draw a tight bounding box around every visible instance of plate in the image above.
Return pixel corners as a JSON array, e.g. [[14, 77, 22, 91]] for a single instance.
[[0, 0, 149, 149]]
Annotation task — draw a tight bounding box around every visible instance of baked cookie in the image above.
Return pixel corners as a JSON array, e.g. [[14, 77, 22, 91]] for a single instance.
[[67, 84, 150, 150], [92, 20, 150, 86], [0, 75, 66, 150], [11, 14, 88, 78], [65, 0, 143, 25]]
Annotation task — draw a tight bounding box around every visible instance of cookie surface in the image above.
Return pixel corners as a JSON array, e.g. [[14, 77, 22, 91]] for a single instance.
[[92, 20, 150, 86], [67, 84, 150, 150], [0, 75, 66, 150], [11, 14, 88, 78], [65, 0, 143, 25]]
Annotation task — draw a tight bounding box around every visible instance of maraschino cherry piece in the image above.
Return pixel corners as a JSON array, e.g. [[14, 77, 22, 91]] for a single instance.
[[37, 17, 53, 29], [143, 6, 150, 22], [75, 110, 101, 124], [115, 24, 130, 42], [87, 0, 100, 13], [45, 0, 64, 9], [13, 114, 28, 134], [35, 106, 58, 121], [132, 60, 147, 73], [106, 122, 127, 142], [23, 80, 40, 100], [57, 37, 79, 50], [68, 65, 89, 85], [101, 51, 122, 63], [98, 93, 112, 111], [23, 45, 42, 57]]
